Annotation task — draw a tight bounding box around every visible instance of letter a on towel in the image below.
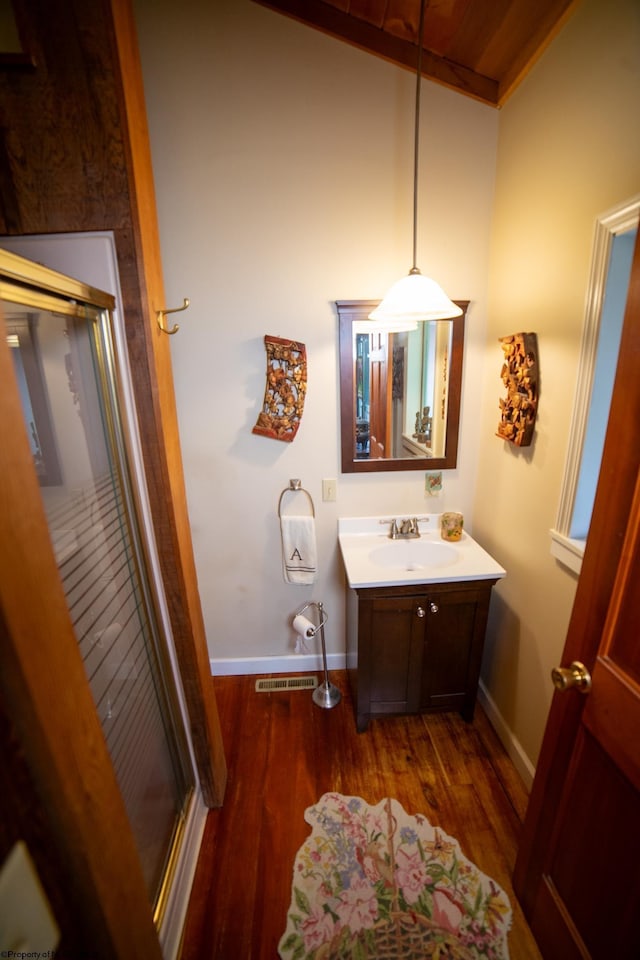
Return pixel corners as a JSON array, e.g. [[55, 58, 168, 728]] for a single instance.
[[281, 515, 318, 584]]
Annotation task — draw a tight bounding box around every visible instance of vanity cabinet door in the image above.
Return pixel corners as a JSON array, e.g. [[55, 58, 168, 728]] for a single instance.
[[348, 580, 497, 732], [354, 593, 426, 731], [420, 583, 495, 721]]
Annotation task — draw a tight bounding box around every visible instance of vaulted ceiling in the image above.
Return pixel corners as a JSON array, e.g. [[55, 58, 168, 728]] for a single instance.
[[251, 0, 580, 107]]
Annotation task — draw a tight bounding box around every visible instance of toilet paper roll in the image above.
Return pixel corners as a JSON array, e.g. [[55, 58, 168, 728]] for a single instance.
[[292, 614, 316, 639]]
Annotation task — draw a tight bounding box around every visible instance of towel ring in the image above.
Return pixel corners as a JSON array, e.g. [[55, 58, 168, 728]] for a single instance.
[[278, 478, 315, 518]]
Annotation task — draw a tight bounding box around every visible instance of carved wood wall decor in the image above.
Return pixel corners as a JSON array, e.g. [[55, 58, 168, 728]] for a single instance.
[[497, 332, 538, 446], [252, 335, 307, 442]]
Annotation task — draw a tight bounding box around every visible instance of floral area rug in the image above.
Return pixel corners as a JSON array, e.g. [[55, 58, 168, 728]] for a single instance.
[[278, 793, 512, 960]]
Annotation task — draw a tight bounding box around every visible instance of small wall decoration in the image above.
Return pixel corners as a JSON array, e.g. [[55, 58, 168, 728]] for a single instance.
[[425, 471, 442, 495], [497, 332, 538, 446], [413, 406, 432, 446], [252, 335, 307, 443], [392, 345, 404, 400]]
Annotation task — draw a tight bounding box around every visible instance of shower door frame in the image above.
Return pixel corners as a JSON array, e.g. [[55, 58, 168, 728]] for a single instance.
[[0, 2, 226, 950], [0, 292, 164, 955], [0, 245, 217, 956], [0, 0, 226, 816]]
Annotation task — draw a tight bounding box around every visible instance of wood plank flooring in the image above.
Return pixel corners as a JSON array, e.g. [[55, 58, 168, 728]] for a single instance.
[[179, 672, 542, 960]]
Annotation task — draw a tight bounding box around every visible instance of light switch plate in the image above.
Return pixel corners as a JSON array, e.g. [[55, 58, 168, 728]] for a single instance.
[[0, 842, 60, 953], [322, 478, 337, 502]]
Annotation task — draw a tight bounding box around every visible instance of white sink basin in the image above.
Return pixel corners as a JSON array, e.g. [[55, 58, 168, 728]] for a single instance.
[[338, 516, 506, 588], [368, 540, 458, 571]]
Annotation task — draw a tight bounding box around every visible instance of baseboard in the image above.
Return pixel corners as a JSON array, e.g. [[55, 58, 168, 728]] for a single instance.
[[477, 680, 536, 791], [210, 652, 347, 676]]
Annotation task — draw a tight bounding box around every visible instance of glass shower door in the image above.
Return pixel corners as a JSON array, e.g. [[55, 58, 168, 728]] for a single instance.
[[2, 266, 195, 918]]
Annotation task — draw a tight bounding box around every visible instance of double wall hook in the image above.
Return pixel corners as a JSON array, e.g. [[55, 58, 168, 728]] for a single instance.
[[157, 297, 190, 335]]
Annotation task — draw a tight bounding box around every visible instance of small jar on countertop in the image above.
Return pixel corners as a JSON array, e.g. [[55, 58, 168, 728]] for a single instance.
[[441, 511, 464, 542]]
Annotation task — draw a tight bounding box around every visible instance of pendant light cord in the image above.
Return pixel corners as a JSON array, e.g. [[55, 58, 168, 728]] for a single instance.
[[411, 0, 426, 274]]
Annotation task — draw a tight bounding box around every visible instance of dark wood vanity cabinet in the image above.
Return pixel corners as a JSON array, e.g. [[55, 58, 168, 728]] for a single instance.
[[346, 579, 499, 732]]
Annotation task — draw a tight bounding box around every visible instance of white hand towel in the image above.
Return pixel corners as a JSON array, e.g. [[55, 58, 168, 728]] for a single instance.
[[281, 515, 318, 585]]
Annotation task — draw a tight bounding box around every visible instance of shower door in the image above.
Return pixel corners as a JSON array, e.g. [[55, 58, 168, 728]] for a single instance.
[[0, 251, 196, 923]]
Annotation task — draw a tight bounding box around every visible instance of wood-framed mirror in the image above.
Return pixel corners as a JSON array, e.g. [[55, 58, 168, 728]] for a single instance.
[[337, 299, 468, 473]]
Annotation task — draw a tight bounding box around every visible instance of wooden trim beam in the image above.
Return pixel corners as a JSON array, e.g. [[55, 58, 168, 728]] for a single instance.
[[110, 0, 227, 807], [253, 0, 500, 105]]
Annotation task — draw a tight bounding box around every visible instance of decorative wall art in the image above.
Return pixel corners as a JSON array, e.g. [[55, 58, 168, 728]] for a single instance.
[[413, 406, 433, 446], [252, 335, 307, 443], [497, 332, 538, 446], [392, 344, 404, 400]]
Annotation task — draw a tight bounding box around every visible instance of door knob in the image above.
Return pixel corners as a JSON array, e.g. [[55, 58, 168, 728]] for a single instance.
[[430, 601, 439, 614], [551, 660, 592, 693], [416, 606, 426, 618]]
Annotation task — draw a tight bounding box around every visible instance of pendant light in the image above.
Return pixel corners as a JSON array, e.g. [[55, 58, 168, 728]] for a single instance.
[[369, 0, 462, 325]]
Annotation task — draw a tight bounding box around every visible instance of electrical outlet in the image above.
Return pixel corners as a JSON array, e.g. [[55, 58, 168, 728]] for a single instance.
[[322, 478, 337, 502]]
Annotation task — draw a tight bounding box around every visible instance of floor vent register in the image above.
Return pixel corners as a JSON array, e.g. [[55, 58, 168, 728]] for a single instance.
[[255, 676, 318, 693]]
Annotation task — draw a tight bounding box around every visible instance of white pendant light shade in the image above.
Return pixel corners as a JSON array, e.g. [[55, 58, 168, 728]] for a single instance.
[[369, 270, 462, 323], [354, 315, 418, 334]]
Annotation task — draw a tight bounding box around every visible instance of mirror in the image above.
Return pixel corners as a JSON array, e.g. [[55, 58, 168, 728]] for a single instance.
[[337, 299, 468, 473]]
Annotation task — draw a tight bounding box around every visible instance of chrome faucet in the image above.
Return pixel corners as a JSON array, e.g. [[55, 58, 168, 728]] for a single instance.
[[389, 517, 420, 539]]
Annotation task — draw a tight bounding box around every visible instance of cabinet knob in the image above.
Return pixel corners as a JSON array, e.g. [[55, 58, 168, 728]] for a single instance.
[[416, 606, 426, 618], [430, 601, 439, 614]]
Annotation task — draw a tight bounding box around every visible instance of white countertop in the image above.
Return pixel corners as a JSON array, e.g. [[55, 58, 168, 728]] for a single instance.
[[338, 515, 506, 589]]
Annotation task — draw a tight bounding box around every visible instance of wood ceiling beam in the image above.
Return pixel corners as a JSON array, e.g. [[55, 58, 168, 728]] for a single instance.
[[253, 0, 500, 105], [494, 0, 580, 106]]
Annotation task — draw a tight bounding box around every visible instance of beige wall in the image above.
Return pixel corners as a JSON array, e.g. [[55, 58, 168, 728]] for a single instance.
[[474, 0, 640, 770], [133, 2, 497, 664], [133, 0, 639, 779]]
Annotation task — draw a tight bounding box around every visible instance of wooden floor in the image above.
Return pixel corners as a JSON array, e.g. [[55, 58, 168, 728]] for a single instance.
[[179, 672, 542, 960]]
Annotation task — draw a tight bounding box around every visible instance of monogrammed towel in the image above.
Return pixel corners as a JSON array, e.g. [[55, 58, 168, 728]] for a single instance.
[[281, 515, 318, 585]]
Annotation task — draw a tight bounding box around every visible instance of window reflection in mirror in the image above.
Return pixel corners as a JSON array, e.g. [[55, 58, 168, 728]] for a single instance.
[[337, 300, 467, 474], [403, 319, 452, 459]]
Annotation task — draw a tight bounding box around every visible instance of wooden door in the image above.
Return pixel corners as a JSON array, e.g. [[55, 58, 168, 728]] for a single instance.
[[513, 230, 640, 958], [368, 331, 388, 458]]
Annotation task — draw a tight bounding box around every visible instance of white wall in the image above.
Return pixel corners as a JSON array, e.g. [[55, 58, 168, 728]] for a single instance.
[[473, 0, 640, 768], [133, 0, 498, 671]]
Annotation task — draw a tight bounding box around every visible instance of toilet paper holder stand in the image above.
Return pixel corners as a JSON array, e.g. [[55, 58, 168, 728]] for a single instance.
[[295, 601, 341, 710]]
